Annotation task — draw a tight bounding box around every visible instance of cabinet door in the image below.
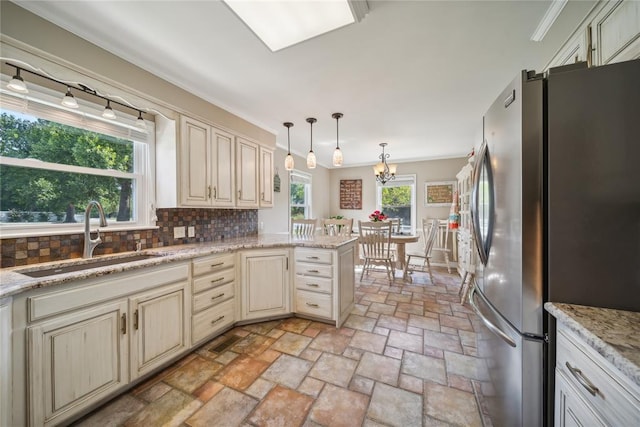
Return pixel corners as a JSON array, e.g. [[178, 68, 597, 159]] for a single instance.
[[180, 116, 212, 206], [241, 250, 289, 320], [211, 126, 236, 207], [236, 137, 259, 208], [555, 370, 606, 427], [591, 0, 640, 65], [130, 282, 188, 380], [28, 300, 128, 427], [259, 147, 274, 208]]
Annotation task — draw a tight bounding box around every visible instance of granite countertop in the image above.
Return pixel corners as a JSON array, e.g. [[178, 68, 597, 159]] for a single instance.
[[0, 234, 357, 299], [545, 302, 640, 388]]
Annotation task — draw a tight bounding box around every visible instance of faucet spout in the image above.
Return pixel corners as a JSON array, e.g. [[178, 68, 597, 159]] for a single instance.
[[83, 200, 108, 258]]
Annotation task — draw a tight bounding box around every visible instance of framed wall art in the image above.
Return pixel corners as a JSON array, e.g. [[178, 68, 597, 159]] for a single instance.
[[339, 179, 362, 209], [425, 181, 456, 206]]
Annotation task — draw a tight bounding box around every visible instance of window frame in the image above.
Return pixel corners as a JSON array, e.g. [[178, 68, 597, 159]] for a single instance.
[[376, 174, 417, 233], [289, 170, 312, 223], [0, 79, 156, 238]]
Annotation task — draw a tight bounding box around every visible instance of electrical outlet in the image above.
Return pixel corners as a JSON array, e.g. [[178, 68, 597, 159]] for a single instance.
[[173, 226, 186, 239], [188, 226, 195, 237]]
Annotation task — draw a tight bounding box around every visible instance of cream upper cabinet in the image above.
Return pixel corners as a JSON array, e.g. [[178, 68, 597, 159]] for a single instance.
[[179, 116, 211, 206], [547, 0, 640, 70], [259, 146, 274, 208], [211, 127, 236, 207], [27, 300, 129, 427], [236, 137, 260, 208], [456, 160, 476, 278], [129, 281, 188, 380], [240, 249, 290, 320]]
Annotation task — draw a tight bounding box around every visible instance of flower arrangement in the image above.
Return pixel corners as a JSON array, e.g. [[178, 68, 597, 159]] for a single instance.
[[369, 210, 387, 222]]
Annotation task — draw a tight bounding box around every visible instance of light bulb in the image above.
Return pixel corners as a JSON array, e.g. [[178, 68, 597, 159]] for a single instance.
[[332, 147, 343, 167], [285, 153, 295, 171], [307, 151, 316, 169]]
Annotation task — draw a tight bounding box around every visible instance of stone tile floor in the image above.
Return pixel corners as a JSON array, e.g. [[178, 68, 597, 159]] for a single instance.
[[73, 267, 493, 427]]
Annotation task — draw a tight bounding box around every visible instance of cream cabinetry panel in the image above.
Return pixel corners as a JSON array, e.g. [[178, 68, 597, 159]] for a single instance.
[[293, 243, 356, 327], [0, 298, 10, 427], [236, 137, 259, 208], [456, 161, 476, 278], [191, 253, 236, 345], [554, 327, 640, 425], [211, 127, 236, 207], [129, 282, 188, 380], [27, 300, 128, 427], [240, 249, 290, 320], [259, 147, 274, 208], [180, 116, 211, 206], [548, 29, 589, 68]]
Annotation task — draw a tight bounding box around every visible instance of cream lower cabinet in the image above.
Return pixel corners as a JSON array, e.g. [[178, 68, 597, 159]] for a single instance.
[[19, 263, 190, 427], [554, 326, 640, 426], [294, 243, 356, 327], [240, 249, 290, 320]]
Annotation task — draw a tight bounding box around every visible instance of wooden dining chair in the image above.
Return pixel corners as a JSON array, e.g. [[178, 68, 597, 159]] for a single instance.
[[321, 218, 354, 236], [291, 218, 317, 237], [358, 220, 395, 285], [430, 219, 452, 273], [403, 219, 439, 284]]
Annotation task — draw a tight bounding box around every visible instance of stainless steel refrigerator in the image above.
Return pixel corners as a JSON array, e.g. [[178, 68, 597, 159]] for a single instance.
[[467, 59, 640, 426]]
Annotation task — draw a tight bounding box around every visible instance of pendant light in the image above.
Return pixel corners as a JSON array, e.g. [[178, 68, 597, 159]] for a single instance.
[[7, 68, 28, 93], [331, 112, 343, 167], [306, 117, 317, 169], [102, 100, 116, 119], [61, 87, 79, 108], [136, 110, 147, 130], [373, 143, 397, 184], [283, 122, 295, 171]]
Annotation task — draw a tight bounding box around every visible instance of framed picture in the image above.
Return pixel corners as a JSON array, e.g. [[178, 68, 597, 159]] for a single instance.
[[425, 181, 456, 206], [339, 179, 362, 209]]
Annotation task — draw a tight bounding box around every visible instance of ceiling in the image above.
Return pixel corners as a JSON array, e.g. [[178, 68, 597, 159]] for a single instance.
[[13, 0, 595, 168]]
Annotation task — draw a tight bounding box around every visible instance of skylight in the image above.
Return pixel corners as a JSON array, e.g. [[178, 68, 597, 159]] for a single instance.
[[224, 0, 358, 52]]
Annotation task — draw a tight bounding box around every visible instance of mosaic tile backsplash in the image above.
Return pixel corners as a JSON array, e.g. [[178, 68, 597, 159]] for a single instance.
[[0, 208, 258, 268]]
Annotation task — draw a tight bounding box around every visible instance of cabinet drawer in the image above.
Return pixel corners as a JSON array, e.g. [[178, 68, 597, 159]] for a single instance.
[[556, 329, 640, 425], [295, 248, 332, 264], [192, 253, 235, 277], [193, 268, 235, 293], [295, 275, 332, 294], [295, 290, 332, 319], [192, 298, 234, 344], [295, 262, 332, 278], [193, 282, 234, 313]]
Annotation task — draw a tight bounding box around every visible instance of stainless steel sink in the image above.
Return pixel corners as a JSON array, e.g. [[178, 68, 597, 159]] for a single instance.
[[19, 253, 165, 278]]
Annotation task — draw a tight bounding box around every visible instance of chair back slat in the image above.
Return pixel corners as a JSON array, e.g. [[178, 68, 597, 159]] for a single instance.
[[321, 218, 354, 236], [291, 219, 317, 237], [358, 221, 393, 259], [422, 218, 440, 256]]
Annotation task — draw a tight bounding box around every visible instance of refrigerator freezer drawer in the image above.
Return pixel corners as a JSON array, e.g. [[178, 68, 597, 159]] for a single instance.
[[556, 328, 640, 425]]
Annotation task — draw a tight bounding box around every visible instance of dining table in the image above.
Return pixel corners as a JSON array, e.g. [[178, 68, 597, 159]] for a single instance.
[[389, 233, 420, 271]]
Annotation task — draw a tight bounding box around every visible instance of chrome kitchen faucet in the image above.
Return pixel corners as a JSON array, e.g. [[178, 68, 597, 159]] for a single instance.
[[83, 200, 108, 258]]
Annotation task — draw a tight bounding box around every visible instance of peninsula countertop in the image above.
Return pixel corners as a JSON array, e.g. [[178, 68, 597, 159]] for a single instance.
[[0, 234, 358, 299], [545, 302, 640, 388]]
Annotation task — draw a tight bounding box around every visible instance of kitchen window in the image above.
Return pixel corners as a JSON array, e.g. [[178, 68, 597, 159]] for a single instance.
[[290, 170, 312, 220], [0, 79, 155, 237], [376, 174, 416, 233]]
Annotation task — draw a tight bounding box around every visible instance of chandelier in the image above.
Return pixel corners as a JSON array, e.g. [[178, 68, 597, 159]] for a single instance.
[[373, 143, 397, 185]]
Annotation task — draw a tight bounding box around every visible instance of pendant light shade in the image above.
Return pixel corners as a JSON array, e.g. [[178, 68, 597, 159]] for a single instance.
[[331, 112, 343, 167], [306, 117, 317, 169], [7, 69, 28, 93], [283, 122, 295, 171], [102, 100, 116, 119], [61, 87, 79, 108]]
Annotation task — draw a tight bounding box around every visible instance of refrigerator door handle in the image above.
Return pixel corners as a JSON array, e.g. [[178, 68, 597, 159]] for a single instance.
[[468, 283, 517, 348]]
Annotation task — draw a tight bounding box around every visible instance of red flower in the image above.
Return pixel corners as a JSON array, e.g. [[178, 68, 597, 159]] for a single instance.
[[369, 210, 387, 221]]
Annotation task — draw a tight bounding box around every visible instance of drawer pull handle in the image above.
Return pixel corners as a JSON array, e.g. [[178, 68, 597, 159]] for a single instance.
[[211, 315, 225, 325], [211, 277, 224, 283], [211, 293, 225, 300], [306, 283, 319, 287], [565, 362, 599, 396], [306, 256, 320, 260], [306, 303, 319, 308], [211, 262, 224, 268], [307, 269, 319, 273]]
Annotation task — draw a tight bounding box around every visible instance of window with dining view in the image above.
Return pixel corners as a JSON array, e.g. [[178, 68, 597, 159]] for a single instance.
[[290, 170, 312, 220], [376, 174, 416, 233]]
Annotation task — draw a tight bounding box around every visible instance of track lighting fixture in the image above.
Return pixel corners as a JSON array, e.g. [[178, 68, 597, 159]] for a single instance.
[[4, 62, 149, 128], [283, 122, 295, 171], [7, 68, 28, 93], [102, 100, 116, 119], [306, 117, 317, 169], [332, 112, 343, 167]]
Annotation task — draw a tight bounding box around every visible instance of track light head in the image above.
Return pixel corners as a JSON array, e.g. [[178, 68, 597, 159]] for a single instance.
[[102, 100, 116, 119], [7, 69, 28, 93], [136, 111, 147, 130], [61, 87, 79, 108]]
